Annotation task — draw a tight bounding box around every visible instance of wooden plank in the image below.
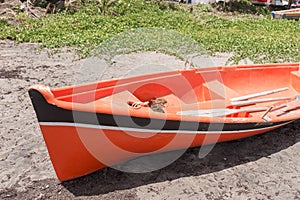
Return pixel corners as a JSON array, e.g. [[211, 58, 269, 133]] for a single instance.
[[231, 97, 291, 106], [230, 87, 289, 102], [177, 107, 267, 117], [273, 96, 300, 116]]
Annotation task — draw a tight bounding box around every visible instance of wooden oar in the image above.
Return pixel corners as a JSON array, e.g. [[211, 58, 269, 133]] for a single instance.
[[274, 96, 300, 116], [177, 107, 267, 117], [259, 96, 300, 120], [177, 97, 290, 112], [280, 96, 300, 111], [230, 87, 289, 102], [231, 97, 291, 106]]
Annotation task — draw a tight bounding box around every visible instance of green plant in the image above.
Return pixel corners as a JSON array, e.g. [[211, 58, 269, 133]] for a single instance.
[[98, 0, 119, 15], [64, 0, 82, 12], [194, 4, 213, 13], [0, 0, 298, 64], [0, 19, 8, 27]]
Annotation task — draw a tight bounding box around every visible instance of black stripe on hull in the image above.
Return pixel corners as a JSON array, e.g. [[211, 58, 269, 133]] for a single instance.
[[29, 90, 290, 132]]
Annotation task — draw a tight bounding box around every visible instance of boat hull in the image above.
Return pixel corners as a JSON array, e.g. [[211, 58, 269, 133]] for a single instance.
[[39, 121, 291, 181], [272, 8, 300, 20], [29, 62, 300, 181]]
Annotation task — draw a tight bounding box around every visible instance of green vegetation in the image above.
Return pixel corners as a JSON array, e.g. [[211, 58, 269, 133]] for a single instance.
[[0, 0, 299, 63]]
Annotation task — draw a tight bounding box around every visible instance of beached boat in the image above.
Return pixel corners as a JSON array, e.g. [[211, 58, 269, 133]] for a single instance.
[[251, 0, 288, 7], [29, 62, 300, 181], [272, 8, 300, 20]]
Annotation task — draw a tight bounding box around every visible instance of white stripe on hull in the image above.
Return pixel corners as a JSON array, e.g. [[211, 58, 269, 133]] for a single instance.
[[39, 121, 293, 135]]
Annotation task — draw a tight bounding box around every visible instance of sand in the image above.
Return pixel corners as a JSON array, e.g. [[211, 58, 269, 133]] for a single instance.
[[0, 40, 299, 199]]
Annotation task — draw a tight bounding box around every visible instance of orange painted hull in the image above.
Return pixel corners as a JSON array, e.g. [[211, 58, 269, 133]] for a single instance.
[[29, 63, 300, 181], [39, 123, 290, 181]]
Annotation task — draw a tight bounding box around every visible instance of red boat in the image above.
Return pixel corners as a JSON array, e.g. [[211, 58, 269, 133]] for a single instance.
[[29, 62, 300, 181], [272, 8, 300, 20]]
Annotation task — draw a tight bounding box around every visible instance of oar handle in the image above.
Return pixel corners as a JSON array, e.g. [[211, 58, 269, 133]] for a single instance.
[[231, 87, 289, 102]]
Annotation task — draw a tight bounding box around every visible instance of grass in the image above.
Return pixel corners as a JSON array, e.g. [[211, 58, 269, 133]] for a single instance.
[[0, 0, 299, 63]]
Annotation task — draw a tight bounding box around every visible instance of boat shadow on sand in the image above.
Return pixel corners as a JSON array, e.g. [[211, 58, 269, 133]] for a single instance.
[[62, 121, 300, 196]]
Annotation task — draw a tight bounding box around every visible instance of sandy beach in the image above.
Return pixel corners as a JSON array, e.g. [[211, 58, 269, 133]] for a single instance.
[[0, 40, 299, 199]]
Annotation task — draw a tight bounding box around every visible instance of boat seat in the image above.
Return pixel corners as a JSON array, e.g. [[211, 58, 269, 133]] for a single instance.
[[291, 71, 300, 93], [86, 90, 140, 107], [202, 80, 239, 100]]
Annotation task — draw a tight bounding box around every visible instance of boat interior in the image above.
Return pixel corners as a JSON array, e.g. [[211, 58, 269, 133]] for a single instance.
[[45, 63, 300, 121]]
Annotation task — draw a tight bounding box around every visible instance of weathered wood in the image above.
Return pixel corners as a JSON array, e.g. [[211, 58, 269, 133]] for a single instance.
[[274, 96, 300, 116], [230, 87, 289, 102], [231, 97, 291, 106], [177, 107, 267, 117]]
